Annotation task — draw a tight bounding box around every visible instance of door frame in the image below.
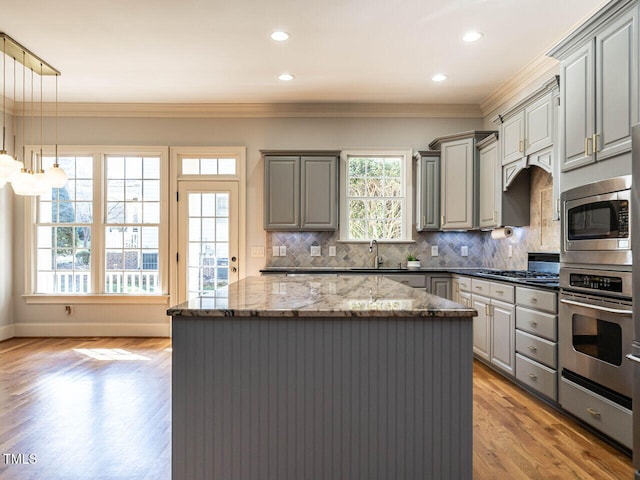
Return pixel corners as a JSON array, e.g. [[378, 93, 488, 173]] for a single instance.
[[169, 147, 246, 308]]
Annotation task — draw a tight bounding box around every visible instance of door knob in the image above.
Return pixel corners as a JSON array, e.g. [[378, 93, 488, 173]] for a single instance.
[[231, 267, 237, 273], [231, 256, 237, 262]]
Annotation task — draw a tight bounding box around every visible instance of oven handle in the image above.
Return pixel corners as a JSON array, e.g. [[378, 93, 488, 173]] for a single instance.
[[559, 298, 633, 315], [626, 354, 640, 364]]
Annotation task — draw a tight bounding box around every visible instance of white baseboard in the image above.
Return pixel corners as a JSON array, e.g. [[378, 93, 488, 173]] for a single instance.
[[0, 323, 15, 341], [13, 322, 171, 337]]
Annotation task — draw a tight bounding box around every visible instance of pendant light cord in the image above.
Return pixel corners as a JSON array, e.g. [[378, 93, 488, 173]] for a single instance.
[[39, 62, 43, 172], [2, 37, 7, 153]]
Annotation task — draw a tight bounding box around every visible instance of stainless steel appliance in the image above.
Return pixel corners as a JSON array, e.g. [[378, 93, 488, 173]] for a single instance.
[[630, 124, 640, 478], [559, 269, 633, 399], [561, 175, 631, 266], [475, 252, 559, 285]]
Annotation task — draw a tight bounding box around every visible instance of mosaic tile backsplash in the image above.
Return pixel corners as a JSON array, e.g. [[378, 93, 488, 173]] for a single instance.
[[266, 167, 560, 271]]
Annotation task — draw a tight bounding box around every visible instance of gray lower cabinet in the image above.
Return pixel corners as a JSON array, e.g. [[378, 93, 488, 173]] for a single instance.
[[551, 4, 638, 172], [415, 151, 440, 231], [263, 151, 339, 230], [384, 273, 452, 300], [463, 277, 516, 376], [514, 286, 558, 401]]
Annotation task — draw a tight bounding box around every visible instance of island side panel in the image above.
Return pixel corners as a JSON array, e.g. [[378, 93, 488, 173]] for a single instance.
[[172, 315, 473, 480]]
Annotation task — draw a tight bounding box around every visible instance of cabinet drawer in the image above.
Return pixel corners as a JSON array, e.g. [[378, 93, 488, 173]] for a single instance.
[[471, 278, 491, 296], [516, 287, 557, 313], [560, 377, 632, 449], [457, 276, 472, 292], [515, 353, 557, 401], [515, 306, 557, 341], [515, 330, 557, 368], [490, 282, 514, 303], [383, 274, 426, 288]]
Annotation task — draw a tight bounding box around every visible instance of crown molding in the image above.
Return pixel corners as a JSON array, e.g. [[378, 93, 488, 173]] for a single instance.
[[12, 101, 483, 119], [479, 54, 558, 117]]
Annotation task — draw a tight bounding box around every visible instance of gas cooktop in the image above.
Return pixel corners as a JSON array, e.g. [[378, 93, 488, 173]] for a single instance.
[[474, 269, 559, 283]]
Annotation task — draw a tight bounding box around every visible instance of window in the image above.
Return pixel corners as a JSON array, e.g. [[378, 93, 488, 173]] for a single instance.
[[37, 155, 93, 293], [340, 149, 413, 241], [31, 147, 168, 296]]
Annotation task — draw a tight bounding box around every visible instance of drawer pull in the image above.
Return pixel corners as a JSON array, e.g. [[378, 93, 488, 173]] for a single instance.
[[530, 297, 538, 303], [475, 286, 482, 289], [495, 290, 504, 294], [586, 407, 601, 418], [528, 321, 537, 327], [528, 345, 537, 352], [528, 373, 537, 380]]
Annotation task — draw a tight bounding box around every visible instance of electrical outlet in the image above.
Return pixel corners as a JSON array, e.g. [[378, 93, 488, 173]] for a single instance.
[[508, 245, 513, 258], [310, 245, 321, 257], [272, 246, 280, 257], [328, 246, 336, 257], [461, 246, 468, 257], [279, 245, 287, 256], [431, 245, 439, 257], [251, 246, 265, 257]]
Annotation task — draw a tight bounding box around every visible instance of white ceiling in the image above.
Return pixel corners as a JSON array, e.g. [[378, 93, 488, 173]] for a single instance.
[[1, 0, 610, 105]]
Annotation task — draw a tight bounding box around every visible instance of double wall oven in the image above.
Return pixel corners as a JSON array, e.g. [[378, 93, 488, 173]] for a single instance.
[[560, 175, 633, 450]]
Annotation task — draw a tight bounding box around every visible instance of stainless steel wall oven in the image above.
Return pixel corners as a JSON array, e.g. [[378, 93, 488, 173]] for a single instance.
[[559, 267, 633, 403]]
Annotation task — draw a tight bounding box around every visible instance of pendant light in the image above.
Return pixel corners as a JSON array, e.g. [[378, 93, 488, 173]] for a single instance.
[[0, 32, 65, 195], [32, 62, 50, 197], [45, 73, 67, 187], [0, 37, 22, 187], [10, 52, 33, 196]]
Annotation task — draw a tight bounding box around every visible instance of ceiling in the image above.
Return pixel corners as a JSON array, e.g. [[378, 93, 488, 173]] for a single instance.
[[1, 0, 610, 105]]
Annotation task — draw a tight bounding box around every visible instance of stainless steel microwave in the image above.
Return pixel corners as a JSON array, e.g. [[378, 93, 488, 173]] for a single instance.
[[561, 175, 631, 266]]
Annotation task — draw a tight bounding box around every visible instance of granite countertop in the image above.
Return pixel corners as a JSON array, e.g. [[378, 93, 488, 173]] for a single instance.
[[260, 267, 559, 290], [168, 275, 477, 318]]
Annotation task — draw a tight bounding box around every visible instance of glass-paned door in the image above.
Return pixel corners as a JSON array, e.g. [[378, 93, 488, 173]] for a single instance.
[[177, 181, 239, 303]]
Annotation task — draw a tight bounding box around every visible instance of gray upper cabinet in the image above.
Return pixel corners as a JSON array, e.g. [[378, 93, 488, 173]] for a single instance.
[[263, 151, 339, 231], [501, 92, 553, 166], [478, 134, 530, 229], [414, 151, 440, 231], [429, 130, 497, 230], [550, 3, 638, 172]]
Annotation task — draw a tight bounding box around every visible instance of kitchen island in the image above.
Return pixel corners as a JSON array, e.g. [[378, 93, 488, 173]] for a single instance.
[[168, 275, 477, 480]]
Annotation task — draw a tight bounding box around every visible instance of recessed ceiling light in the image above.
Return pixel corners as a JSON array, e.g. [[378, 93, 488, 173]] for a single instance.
[[279, 73, 295, 81], [271, 31, 290, 42], [432, 73, 447, 82], [462, 31, 483, 43]]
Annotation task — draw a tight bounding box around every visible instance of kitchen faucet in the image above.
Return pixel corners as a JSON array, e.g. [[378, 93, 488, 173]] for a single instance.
[[369, 239, 383, 269]]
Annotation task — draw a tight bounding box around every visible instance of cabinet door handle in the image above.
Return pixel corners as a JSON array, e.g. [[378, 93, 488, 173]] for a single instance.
[[585, 136, 593, 156], [441, 215, 445, 226], [592, 133, 600, 153], [519, 140, 524, 153], [423, 216, 426, 226], [528, 373, 537, 380], [586, 407, 601, 418], [528, 345, 537, 352]]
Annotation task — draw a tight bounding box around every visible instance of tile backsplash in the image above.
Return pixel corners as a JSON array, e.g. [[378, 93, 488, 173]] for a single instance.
[[266, 166, 560, 270]]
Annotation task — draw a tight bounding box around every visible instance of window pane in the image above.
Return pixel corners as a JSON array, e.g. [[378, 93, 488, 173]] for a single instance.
[[125, 180, 142, 201], [218, 158, 236, 174], [200, 159, 217, 175], [346, 154, 406, 241], [125, 157, 143, 179], [215, 194, 229, 217], [107, 202, 125, 223], [182, 158, 199, 175], [143, 157, 160, 179], [108, 157, 125, 179], [141, 227, 159, 248], [143, 180, 160, 201], [142, 202, 160, 224]]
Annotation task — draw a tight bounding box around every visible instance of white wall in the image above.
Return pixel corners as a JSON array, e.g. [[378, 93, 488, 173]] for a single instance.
[[0, 113, 15, 341], [11, 113, 483, 336]]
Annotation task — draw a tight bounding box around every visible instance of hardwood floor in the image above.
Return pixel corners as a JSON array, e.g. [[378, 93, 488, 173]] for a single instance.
[[0, 338, 634, 479]]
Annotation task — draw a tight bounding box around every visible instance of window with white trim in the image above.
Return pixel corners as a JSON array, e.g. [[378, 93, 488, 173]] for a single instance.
[[32, 147, 168, 295], [340, 149, 413, 241]]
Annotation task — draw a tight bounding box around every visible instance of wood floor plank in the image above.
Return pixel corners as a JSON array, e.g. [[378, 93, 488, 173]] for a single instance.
[[0, 338, 634, 479]]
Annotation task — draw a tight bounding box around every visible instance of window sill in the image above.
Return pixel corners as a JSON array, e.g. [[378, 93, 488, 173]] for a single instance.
[[23, 294, 171, 305]]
